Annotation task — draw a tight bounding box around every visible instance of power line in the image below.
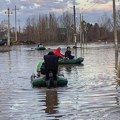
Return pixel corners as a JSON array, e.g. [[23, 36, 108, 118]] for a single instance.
[[81, 2, 97, 13]]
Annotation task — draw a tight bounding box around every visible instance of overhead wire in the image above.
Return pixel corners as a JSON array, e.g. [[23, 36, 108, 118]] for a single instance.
[[80, 0, 98, 13]]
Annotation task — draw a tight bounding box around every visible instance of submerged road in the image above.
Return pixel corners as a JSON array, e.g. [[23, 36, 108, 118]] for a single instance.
[[0, 43, 120, 120]]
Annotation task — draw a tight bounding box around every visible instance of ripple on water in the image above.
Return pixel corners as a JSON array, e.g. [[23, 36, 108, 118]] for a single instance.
[[0, 44, 120, 120]]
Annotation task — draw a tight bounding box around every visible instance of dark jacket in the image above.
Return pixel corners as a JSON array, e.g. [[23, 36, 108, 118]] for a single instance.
[[65, 50, 71, 58], [44, 54, 58, 70], [65, 50, 74, 59]]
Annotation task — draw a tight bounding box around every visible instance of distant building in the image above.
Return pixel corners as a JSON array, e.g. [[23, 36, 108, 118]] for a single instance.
[[56, 28, 67, 41]]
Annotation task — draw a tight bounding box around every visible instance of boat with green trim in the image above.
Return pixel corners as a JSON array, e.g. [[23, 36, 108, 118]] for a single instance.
[[58, 57, 84, 64], [31, 74, 68, 88]]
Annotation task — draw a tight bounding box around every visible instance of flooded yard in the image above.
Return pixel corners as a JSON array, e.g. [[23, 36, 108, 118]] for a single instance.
[[0, 43, 120, 120]]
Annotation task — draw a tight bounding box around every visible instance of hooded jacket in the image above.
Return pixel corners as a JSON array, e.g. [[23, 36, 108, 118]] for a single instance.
[[54, 48, 64, 58]]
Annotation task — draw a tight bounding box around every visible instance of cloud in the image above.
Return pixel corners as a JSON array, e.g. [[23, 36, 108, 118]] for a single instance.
[[0, 10, 7, 14], [51, 8, 64, 13], [92, 0, 110, 4], [34, 3, 40, 8], [0, 0, 118, 27], [5, 0, 11, 3], [57, 0, 63, 2]]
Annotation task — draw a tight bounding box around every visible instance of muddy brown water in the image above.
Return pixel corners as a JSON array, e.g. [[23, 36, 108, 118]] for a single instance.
[[0, 43, 120, 120]]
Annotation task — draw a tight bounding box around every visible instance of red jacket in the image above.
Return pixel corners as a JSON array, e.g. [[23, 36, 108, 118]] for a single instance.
[[54, 48, 64, 58]]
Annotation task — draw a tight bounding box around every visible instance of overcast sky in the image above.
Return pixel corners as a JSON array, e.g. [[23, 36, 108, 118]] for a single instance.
[[0, 0, 119, 28]]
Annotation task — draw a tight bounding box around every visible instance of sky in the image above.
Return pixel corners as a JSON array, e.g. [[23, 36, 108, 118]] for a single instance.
[[0, 0, 120, 28]]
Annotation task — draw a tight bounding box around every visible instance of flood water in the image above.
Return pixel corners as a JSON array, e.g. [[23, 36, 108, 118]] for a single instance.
[[0, 43, 120, 120]]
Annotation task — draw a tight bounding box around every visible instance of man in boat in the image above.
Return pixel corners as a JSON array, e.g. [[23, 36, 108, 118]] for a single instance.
[[65, 46, 74, 59], [38, 43, 43, 47], [44, 51, 59, 87], [54, 47, 65, 59]]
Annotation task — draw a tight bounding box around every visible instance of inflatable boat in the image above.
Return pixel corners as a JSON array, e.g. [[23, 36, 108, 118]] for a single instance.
[[58, 57, 84, 64], [35, 46, 46, 50], [31, 74, 68, 88]]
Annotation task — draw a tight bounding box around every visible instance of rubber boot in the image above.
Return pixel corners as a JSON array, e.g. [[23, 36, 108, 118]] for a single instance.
[[54, 81, 57, 88], [46, 80, 50, 89]]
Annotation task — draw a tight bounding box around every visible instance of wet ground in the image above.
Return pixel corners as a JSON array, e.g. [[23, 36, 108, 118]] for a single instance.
[[0, 43, 120, 120]]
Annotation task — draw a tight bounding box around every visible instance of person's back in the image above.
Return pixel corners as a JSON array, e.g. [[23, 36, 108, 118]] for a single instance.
[[44, 51, 58, 83], [44, 54, 58, 70]]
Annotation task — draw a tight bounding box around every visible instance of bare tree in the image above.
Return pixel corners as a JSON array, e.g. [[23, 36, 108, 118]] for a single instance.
[[0, 21, 7, 38], [98, 13, 113, 41], [58, 11, 73, 43]]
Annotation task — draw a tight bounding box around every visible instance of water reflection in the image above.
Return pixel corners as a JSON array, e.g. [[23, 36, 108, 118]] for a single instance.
[[62, 65, 72, 73], [74, 48, 77, 58], [45, 89, 58, 114], [117, 80, 120, 86], [116, 79, 120, 105], [60, 64, 84, 74]]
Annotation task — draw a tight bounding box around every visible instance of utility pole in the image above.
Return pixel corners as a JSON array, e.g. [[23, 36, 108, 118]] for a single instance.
[[113, 0, 118, 69], [5, 8, 12, 46], [80, 14, 83, 57], [80, 14, 82, 48], [73, 0, 77, 47], [82, 16, 85, 57], [18, 19, 21, 33], [12, 5, 19, 42], [73, 0, 76, 33]]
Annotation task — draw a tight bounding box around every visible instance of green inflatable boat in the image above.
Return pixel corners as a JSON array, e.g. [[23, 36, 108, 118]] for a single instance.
[[58, 57, 84, 64], [31, 74, 68, 88], [37, 61, 43, 72], [35, 46, 46, 50]]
